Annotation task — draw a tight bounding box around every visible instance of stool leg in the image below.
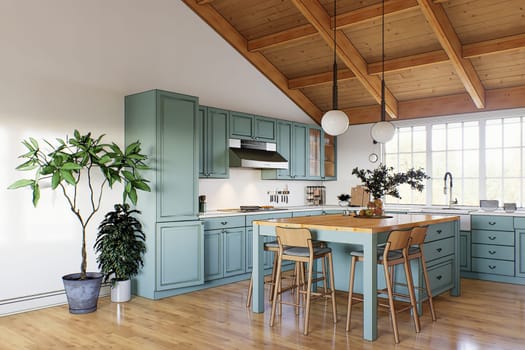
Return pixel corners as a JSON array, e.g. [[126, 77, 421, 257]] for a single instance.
[[383, 260, 400, 344], [403, 257, 421, 333], [269, 251, 278, 301], [346, 256, 357, 332], [295, 262, 301, 315], [270, 254, 283, 327], [420, 255, 437, 321], [304, 258, 314, 336], [321, 255, 328, 295], [246, 276, 253, 308], [327, 252, 337, 323]]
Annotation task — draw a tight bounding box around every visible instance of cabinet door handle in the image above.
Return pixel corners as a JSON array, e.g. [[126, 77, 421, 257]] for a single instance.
[[488, 236, 496, 240], [488, 250, 496, 255], [489, 265, 497, 270], [436, 248, 442, 252], [436, 275, 442, 280], [221, 221, 228, 225], [436, 229, 442, 234], [488, 221, 496, 225]]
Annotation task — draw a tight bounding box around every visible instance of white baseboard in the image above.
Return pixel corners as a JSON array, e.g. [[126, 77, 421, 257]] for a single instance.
[[0, 284, 111, 317]]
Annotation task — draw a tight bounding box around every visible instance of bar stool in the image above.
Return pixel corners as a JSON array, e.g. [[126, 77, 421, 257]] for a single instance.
[[346, 229, 420, 344], [270, 227, 337, 336], [246, 240, 326, 308], [407, 226, 437, 321]]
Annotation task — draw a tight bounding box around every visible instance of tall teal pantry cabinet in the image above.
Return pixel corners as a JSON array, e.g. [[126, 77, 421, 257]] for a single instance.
[[125, 89, 204, 299]]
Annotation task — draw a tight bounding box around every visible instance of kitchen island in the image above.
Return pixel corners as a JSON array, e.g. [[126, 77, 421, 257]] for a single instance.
[[251, 213, 461, 341]]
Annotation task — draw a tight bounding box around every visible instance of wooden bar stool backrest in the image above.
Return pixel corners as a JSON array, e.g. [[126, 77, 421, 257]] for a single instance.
[[276, 227, 313, 252], [383, 230, 411, 259], [409, 226, 428, 246]]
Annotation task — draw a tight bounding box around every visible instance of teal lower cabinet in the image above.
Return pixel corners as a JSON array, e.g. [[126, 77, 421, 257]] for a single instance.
[[461, 214, 525, 285], [516, 229, 525, 278], [156, 221, 204, 292], [203, 216, 246, 282], [459, 230, 471, 272]]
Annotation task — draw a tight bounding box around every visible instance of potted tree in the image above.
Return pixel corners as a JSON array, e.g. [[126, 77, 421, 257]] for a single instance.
[[8, 130, 150, 313], [94, 203, 146, 302], [352, 164, 429, 216]]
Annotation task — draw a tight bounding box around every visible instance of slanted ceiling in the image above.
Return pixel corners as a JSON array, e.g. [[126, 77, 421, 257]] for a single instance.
[[184, 0, 525, 125]]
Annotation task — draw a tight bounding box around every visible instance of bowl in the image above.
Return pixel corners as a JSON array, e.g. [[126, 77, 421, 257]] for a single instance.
[[504, 203, 516, 213]]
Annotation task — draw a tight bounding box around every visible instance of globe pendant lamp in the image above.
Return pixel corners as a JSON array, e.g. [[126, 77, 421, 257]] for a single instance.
[[370, 0, 395, 144], [321, 0, 349, 136]]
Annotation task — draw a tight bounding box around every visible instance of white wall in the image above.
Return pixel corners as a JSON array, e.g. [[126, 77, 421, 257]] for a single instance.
[[0, 0, 320, 315]]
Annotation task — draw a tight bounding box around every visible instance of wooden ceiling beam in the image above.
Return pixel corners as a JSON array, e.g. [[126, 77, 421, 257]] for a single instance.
[[247, 0, 417, 52], [347, 85, 525, 124], [247, 24, 317, 52], [463, 33, 525, 58], [288, 68, 355, 89], [181, 0, 323, 123], [336, 0, 418, 30], [417, 0, 486, 108], [291, 0, 399, 118], [290, 50, 448, 89]]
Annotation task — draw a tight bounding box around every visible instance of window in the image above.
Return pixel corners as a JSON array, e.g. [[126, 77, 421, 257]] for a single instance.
[[384, 110, 525, 206], [385, 126, 427, 205]]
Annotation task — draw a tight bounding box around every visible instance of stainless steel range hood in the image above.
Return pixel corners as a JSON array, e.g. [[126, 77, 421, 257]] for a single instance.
[[229, 139, 288, 169]]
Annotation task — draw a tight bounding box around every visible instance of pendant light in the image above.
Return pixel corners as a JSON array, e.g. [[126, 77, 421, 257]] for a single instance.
[[370, 0, 395, 144], [321, 0, 349, 136]]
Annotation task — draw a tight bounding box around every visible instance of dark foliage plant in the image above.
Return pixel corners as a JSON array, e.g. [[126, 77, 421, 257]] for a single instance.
[[94, 203, 146, 284], [352, 164, 429, 200]]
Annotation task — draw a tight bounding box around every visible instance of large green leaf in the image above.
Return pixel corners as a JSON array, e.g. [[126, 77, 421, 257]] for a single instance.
[[61, 162, 82, 171], [133, 180, 151, 192], [122, 170, 134, 182], [8, 179, 34, 189], [51, 171, 61, 189], [32, 182, 40, 207], [29, 137, 39, 149], [60, 170, 77, 185], [15, 160, 38, 171]]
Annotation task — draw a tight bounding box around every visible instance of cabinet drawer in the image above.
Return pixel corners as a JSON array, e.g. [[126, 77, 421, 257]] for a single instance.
[[424, 237, 455, 262], [246, 212, 292, 226], [426, 223, 454, 242], [427, 261, 453, 295], [514, 217, 525, 229], [471, 229, 514, 246], [202, 216, 245, 230], [471, 244, 514, 261], [472, 258, 514, 276], [471, 215, 514, 231]]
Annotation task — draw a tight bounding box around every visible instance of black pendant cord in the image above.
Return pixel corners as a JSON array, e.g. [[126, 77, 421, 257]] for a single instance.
[[380, 0, 386, 122], [332, 0, 338, 110]]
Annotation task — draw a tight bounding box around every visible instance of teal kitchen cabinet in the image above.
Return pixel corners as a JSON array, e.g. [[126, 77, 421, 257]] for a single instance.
[[322, 132, 337, 180], [198, 106, 229, 178], [156, 221, 204, 291], [202, 216, 246, 281], [261, 121, 308, 180], [459, 230, 471, 272], [230, 111, 276, 142], [125, 89, 201, 299], [514, 218, 525, 278], [471, 215, 515, 277]]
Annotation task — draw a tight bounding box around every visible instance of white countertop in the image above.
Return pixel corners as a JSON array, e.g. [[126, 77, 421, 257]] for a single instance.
[[199, 205, 360, 218]]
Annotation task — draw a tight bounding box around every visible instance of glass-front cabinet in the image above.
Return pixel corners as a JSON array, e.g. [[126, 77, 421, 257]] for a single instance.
[[323, 133, 336, 180], [308, 127, 321, 178]]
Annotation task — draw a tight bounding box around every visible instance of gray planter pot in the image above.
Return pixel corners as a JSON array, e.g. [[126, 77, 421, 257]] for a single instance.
[[62, 272, 103, 314]]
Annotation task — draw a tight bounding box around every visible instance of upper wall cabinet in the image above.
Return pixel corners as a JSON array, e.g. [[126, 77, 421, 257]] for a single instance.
[[230, 111, 276, 142], [322, 133, 337, 180], [199, 106, 229, 179], [125, 89, 199, 222]]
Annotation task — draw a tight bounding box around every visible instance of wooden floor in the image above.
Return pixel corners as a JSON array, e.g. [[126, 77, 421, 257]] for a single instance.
[[1, 278, 524, 349]]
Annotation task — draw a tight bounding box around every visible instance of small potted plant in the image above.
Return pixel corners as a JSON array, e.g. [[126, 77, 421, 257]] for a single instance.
[[352, 164, 429, 215], [94, 203, 146, 302], [8, 130, 150, 313], [337, 193, 350, 206]]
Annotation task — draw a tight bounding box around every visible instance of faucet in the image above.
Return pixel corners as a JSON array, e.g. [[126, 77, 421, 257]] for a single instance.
[[443, 172, 457, 207]]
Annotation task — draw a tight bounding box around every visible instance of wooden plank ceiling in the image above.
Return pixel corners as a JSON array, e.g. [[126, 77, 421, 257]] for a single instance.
[[184, 0, 525, 125]]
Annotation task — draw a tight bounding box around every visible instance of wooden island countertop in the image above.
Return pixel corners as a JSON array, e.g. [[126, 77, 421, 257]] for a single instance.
[[254, 213, 460, 233]]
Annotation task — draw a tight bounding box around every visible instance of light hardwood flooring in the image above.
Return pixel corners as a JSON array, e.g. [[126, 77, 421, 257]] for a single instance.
[[1, 278, 524, 349]]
